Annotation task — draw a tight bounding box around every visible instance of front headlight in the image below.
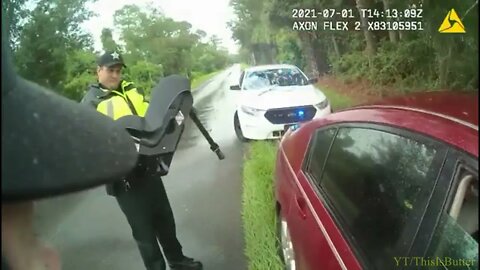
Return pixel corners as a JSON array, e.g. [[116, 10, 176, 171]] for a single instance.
[[315, 99, 329, 110], [241, 105, 266, 116]]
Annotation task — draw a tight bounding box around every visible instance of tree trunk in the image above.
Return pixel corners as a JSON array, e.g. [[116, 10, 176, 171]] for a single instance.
[[382, 0, 398, 43], [265, 43, 277, 64], [251, 51, 256, 65], [331, 34, 341, 58], [356, 0, 377, 55], [251, 43, 277, 65], [313, 37, 330, 75], [298, 32, 319, 78], [397, 17, 409, 41], [438, 45, 453, 88], [270, 43, 278, 64]]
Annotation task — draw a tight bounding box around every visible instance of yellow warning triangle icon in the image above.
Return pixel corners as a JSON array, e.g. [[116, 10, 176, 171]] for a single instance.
[[439, 9, 466, 33]]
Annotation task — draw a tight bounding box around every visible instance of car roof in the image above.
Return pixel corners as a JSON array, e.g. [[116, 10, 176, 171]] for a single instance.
[[283, 91, 478, 170], [352, 91, 479, 129], [244, 64, 299, 72]]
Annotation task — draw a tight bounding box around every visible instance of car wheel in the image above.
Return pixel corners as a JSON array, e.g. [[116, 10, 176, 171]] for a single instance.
[[277, 210, 296, 270], [234, 111, 249, 142]]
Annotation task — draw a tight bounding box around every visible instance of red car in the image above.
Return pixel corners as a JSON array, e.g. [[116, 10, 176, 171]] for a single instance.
[[275, 91, 478, 270]]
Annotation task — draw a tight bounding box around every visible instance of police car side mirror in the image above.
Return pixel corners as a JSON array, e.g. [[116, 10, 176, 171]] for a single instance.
[[308, 78, 318, 84], [230, 85, 241, 90]]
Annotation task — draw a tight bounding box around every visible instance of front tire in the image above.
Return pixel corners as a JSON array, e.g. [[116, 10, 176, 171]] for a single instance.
[[234, 112, 249, 142], [277, 209, 296, 270]]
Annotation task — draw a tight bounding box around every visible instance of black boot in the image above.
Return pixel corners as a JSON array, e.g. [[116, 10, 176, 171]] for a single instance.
[[168, 256, 203, 270], [147, 260, 166, 270]]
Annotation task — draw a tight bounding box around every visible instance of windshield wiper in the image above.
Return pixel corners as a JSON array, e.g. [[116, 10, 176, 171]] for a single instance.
[[258, 84, 279, 96]]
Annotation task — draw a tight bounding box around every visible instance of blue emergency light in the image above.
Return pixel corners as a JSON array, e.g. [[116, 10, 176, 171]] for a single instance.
[[297, 109, 305, 118]]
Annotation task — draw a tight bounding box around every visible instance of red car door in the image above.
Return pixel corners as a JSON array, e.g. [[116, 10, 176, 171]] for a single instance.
[[282, 128, 360, 270], [282, 123, 448, 270]]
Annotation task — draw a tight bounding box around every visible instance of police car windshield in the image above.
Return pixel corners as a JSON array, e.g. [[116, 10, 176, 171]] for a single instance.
[[242, 68, 309, 90]]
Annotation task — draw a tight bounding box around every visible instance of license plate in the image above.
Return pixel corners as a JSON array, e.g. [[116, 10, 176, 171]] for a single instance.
[[284, 123, 297, 132]]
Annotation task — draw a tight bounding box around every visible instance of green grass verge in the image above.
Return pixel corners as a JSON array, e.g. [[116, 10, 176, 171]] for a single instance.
[[317, 84, 355, 111], [242, 141, 285, 270], [240, 83, 355, 270], [191, 70, 221, 90]]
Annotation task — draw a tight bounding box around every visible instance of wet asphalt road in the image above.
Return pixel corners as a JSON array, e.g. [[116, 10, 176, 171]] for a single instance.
[[33, 65, 247, 270]]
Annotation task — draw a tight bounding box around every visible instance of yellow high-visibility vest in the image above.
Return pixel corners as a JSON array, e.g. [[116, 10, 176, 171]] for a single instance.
[[96, 81, 148, 120]]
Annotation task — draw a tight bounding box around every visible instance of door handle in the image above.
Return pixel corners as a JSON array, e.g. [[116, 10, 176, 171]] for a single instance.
[[295, 196, 307, 219]]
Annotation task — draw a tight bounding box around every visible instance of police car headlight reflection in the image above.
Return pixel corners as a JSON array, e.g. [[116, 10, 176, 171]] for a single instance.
[[241, 105, 266, 116], [314, 99, 329, 110]]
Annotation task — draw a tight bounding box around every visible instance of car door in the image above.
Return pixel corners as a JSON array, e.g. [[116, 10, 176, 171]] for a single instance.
[[284, 127, 347, 270], [291, 123, 448, 270], [408, 149, 478, 269]]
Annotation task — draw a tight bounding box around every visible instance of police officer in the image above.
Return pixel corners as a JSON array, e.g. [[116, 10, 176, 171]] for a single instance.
[[81, 51, 203, 270]]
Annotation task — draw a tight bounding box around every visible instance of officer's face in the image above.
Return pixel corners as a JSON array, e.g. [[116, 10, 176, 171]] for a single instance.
[[2, 202, 61, 270], [97, 65, 123, 89]]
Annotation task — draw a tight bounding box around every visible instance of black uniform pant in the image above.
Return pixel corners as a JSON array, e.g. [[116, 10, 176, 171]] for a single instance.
[[115, 174, 184, 270]]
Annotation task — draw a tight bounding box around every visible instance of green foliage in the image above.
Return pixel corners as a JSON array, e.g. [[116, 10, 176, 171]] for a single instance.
[[64, 49, 97, 101], [191, 43, 230, 75], [229, 0, 266, 47], [275, 30, 305, 69], [232, 0, 479, 92], [190, 71, 221, 90], [242, 141, 284, 270], [2, 0, 29, 51], [318, 85, 355, 110], [100, 28, 121, 52], [123, 60, 163, 96], [113, 4, 229, 78], [331, 39, 466, 92], [13, 0, 96, 95], [228, 0, 279, 65], [240, 63, 249, 70], [331, 52, 369, 81], [233, 47, 253, 64], [7, 2, 231, 100]]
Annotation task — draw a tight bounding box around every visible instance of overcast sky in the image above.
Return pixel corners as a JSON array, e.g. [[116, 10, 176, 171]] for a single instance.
[[82, 0, 239, 54]]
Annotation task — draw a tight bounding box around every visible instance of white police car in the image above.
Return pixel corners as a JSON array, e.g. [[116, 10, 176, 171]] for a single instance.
[[230, 64, 331, 141]]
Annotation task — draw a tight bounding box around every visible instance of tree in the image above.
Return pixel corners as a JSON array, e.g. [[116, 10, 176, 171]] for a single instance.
[[6, 0, 231, 104], [14, 0, 96, 95], [355, 0, 377, 55], [228, 0, 278, 65], [101, 28, 121, 52], [2, 0, 29, 51], [113, 4, 229, 79], [63, 49, 97, 101], [381, 0, 398, 43], [228, 0, 478, 91], [123, 60, 163, 96]]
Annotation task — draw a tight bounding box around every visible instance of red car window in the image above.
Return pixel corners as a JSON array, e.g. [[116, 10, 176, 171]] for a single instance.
[[305, 128, 337, 178], [313, 127, 444, 269], [426, 167, 478, 268]]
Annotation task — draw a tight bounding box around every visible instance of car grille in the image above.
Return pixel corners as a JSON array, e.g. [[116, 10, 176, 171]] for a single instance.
[[265, 105, 317, 124]]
